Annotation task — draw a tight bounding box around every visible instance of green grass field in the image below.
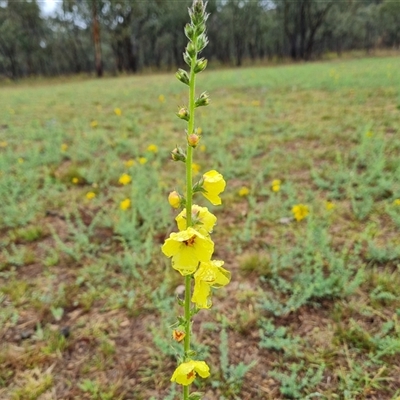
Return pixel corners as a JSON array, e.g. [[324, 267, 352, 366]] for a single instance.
[[1, 55, 400, 399]]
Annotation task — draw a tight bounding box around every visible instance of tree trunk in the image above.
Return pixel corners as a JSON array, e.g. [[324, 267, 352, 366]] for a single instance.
[[92, 0, 103, 77]]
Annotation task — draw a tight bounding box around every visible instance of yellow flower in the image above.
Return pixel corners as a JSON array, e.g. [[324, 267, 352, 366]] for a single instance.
[[114, 107, 122, 116], [196, 127, 203, 135], [120, 198, 131, 210], [86, 191, 96, 200], [199, 144, 206, 152], [158, 94, 165, 103], [61, 143, 68, 152], [72, 177, 79, 184], [365, 131, 373, 138], [119, 173, 132, 185], [192, 163, 201, 174], [138, 157, 147, 165], [147, 144, 158, 153], [271, 179, 281, 192], [18, 158, 24, 164], [292, 204, 309, 221], [238, 186, 249, 197], [176, 205, 217, 234], [171, 360, 210, 386], [0, 141, 8, 148], [124, 159, 135, 168], [202, 170, 226, 205], [90, 120, 98, 128], [192, 260, 230, 309], [168, 191, 181, 209], [162, 227, 214, 275], [393, 199, 400, 206], [251, 100, 260, 107], [325, 201, 335, 211]]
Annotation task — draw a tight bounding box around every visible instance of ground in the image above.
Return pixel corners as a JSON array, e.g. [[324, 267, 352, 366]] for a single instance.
[[0, 54, 400, 399]]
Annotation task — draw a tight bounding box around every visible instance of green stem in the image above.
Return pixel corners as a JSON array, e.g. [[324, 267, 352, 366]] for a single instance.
[[183, 53, 197, 400]]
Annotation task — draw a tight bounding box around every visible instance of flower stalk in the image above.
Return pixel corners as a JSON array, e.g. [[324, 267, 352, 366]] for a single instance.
[[161, 2, 230, 399]]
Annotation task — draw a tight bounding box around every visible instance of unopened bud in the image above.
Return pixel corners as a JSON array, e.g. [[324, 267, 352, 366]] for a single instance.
[[194, 58, 207, 73], [197, 34, 209, 53], [183, 51, 192, 66], [195, 22, 206, 36], [171, 146, 186, 162], [188, 133, 200, 147], [184, 23, 195, 41], [177, 107, 190, 121], [176, 68, 189, 85], [195, 91, 210, 107], [186, 42, 196, 58], [168, 191, 181, 209]]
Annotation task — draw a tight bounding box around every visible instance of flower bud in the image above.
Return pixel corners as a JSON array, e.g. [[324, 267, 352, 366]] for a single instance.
[[168, 191, 181, 209], [186, 42, 196, 58], [171, 146, 186, 162], [176, 68, 190, 85], [197, 34, 209, 53], [184, 23, 195, 41], [194, 58, 207, 73], [176, 107, 190, 121], [195, 91, 210, 107], [188, 133, 200, 147], [183, 51, 192, 66], [195, 22, 206, 36]]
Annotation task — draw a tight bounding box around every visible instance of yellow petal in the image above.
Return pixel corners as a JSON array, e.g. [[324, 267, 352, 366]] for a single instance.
[[192, 280, 212, 308]]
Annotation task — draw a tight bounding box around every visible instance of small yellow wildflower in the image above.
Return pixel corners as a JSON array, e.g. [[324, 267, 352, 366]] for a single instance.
[[238, 186, 250, 197], [251, 100, 260, 107], [90, 120, 98, 128], [120, 198, 131, 210], [325, 201, 335, 211], [138, 157, 147, 165], [271, 179, 281, 192], [196, 127, 203, 135], [365, 131, 373, 138], [61, 143, 68, 152], [393, 199, 400, 206], [200, 144, 206, 152], [114, 108, 122, 116], [158, 94, 165, 103], [147, 144, 158, 153], [119, 173, 132, 185], [192, 163, 201, 174], [86, 191, 96, 200], [202, 170, 226, 206], [124, 159, 135, 168], [72, 177, 79, 184], [0, 141, 8, 148], [18, 158, 24, 164], [176, 205, 217, 234], [192, 260, 231, 309], [170, 360, 210, 386], [168, 191, 181, 209], [292, 204, 309, 221], [162, 227, 214, 275]]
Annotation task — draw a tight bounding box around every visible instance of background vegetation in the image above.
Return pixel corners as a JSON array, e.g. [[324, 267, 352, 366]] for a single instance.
[[0, 55, 400, 398], [1, 0, 400, 79]]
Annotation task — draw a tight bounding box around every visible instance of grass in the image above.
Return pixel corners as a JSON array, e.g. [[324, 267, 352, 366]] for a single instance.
[[0, 55, 400, 399]]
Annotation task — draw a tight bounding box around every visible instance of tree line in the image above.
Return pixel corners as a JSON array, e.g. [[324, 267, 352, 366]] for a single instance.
[[0, 0, 399, 79]]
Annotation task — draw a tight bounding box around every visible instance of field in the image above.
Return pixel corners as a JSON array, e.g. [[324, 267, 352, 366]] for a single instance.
[[1, 55, 400, 400]]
